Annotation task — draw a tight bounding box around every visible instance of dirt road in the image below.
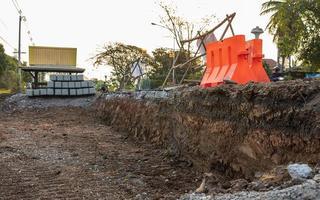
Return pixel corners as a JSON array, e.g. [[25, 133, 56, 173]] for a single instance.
[[0, 107, 198, 199]]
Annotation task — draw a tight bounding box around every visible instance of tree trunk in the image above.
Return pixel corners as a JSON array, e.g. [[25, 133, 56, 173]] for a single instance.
[[281, 56, 285, 73]]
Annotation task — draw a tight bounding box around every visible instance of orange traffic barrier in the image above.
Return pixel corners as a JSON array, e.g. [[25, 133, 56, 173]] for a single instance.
[[200, 35, 270, 88]]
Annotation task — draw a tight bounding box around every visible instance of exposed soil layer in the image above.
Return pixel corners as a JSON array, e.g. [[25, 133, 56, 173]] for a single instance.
[[94, 80, 320, 179], [0, 107, 199, 199]]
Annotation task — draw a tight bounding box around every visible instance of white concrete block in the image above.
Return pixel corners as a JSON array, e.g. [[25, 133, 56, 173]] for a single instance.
[[68, 82, 75, 88], [77, 75, 84, 81], [71, 75, 77, 81], [69, 89, 77, 96], [55, 89, 62, 96], [63, 75, 71, 81], [82, 88, 89, 95], [75, 82, 81, 88], [26, 89, 33, 97], [40, 89, 47, 96], [62, 89, 69, 96], [77, 88, 83, 95], [57, 75, 64, 81], [33, 89, 40, 96], [89, 87, 96, 94], [49, 75, 57, 81], [81, 81, 88, 88], [47, 81, 54, 88], [47, 88, 54, 95], [87, 81, 94, 87], [62, 82, 69, 88], [55, 82, 62, 88]]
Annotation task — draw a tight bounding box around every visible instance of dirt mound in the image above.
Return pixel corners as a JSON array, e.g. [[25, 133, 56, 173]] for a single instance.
[[94, 80, 320, 179]]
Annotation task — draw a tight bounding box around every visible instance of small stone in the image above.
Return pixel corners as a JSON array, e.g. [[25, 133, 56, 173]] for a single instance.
[[287, 163, 313, 180], [313, 174, 320, 182]]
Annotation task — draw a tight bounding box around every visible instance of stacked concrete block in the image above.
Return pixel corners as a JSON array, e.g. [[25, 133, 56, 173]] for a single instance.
[[33, 89, 40, 96], [89, 88, 96, 94], [26, 74, 96, 97], [26, 89, 33, 97], [71, 75, 77, 81], [62, 82, 69, 88], [55, 89, 62, 96], [70, 89, 77, 96], [75, 82, 81, 88], [47, 88, 54, 96], [57, 75, 64, 81], [77, 88, 83, 95], [82, 88, 89, 95], [40, 89, 47, 96], [77, 75, 84, 81], [62, 89, 69, 95], [63, 75, 71, 81], [55, 82, 62, 88], [69, 82, 75, 88], [81, 81, 88, 88], [49, 75, 57, 81], [47, 81, 54, 88]]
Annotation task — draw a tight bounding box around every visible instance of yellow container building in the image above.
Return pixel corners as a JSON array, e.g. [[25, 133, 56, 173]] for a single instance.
[[29, 46, 77, 67]]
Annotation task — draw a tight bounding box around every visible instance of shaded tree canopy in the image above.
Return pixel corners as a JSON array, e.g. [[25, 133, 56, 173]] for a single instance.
[[149, 48, 202, 88], [261, 0, 320, 71], [0, 44, 20, 90]]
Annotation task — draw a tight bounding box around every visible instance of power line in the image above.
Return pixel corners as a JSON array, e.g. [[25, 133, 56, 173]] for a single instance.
[[0, 35, 15, 49], [11, 0, 35, 45], [11, 0, 21, 14]]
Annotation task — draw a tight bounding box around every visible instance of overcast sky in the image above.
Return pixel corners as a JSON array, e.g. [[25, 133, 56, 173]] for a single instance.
[[0, 0, 277, 79]]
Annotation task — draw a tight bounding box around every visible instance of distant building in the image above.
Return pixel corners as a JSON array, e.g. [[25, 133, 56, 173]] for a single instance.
[[263, 59, 277, 69]]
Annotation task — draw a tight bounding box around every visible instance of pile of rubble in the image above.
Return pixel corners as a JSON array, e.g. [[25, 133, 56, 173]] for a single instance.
[[180, 164, 320, 200]]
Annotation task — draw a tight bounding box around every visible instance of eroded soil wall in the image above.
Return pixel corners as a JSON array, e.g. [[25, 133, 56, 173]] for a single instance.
[[94, 80, 320, 179]]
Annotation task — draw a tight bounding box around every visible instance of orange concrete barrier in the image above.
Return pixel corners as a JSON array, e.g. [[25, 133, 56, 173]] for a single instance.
[[200, 35, 270, 88]]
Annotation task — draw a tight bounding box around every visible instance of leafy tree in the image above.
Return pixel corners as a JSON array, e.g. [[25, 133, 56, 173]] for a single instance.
[[261, 0, 320, 72], [297, 0, 320, 71], [0, 44, 32, 91], [0, 44, 19, 90], [149, 48, 202, 88], [0, 44, 8, 76], [261, 0, 305, 71], [92, 42, 154, 90]]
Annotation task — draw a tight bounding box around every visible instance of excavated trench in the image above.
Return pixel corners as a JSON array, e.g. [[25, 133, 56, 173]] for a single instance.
[[94, 80, 320, 180]]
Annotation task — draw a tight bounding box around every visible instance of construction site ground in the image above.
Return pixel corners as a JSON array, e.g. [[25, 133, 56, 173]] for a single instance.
[[0, 97, 198, 199], [0, 80, 319, 200]]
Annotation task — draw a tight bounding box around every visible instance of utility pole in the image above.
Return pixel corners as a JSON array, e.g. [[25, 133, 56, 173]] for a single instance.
[[17, 12, 23, 92]]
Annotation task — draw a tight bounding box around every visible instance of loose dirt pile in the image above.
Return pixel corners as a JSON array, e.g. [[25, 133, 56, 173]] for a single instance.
[[94, 80, 320, 180]]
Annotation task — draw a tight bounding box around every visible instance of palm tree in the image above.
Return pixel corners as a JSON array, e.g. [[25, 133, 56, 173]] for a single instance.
[[261, 0, 305, 72]]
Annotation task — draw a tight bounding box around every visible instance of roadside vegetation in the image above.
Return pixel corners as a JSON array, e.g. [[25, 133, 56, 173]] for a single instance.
[[0, 44, 31, 93], [261, 0, 320, 72]]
